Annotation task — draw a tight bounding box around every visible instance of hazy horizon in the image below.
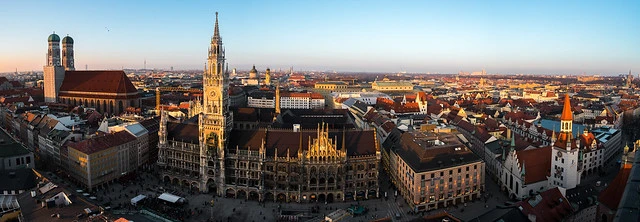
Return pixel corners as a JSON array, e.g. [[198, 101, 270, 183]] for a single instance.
[[1, 0, 638, 74]]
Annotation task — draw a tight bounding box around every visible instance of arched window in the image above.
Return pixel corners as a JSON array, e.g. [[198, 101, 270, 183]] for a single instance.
[[118, 101, 123, 114]]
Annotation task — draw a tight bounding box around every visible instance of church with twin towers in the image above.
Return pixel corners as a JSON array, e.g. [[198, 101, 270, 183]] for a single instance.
[[43, 33, 140, 115]]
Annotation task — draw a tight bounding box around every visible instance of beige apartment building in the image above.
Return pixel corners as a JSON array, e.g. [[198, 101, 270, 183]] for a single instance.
[[65, 131, 137, 191], [383, 130, 485, 211]]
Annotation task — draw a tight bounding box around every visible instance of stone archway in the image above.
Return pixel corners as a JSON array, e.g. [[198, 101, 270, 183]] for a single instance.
[[182, 180, 189, 187], [163, 176, 171, 183], [357, 191, 366, 200], [249, 191, 260, 201], [327, 193, 334, 203], [191, 182, 199, 190], [277, 193, 286, 202], [265, 192, 274, 201], [207, 179, 216, 194], [310, 193, 317, 201], [318, 194, 326, 202], [172, 178, 179, 185], [226, 188, 236, 198], [237, 190, 247, 199]]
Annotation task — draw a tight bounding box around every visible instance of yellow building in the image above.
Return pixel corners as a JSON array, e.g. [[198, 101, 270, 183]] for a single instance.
[[66, 131, 136, 191], [315, 81, 349, 90], [371, 79, 413, 91], [382, 130, 485, 211]]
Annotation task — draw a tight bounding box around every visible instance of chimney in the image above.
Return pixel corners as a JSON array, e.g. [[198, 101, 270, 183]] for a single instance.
[[293, 124, 301, 132]]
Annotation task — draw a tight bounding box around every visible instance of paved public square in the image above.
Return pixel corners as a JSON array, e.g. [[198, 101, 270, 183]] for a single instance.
[[41, 155, 624, 222], [42, 166, 506, 222]]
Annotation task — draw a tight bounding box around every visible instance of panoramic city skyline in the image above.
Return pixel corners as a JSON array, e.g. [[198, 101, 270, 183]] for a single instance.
[[1, 0, 638, 74]]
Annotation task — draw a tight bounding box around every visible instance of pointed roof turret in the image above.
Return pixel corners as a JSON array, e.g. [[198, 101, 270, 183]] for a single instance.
[[213, 12, 220, 40], [510, 131, 516, 151], [560, 94, 573, 121]]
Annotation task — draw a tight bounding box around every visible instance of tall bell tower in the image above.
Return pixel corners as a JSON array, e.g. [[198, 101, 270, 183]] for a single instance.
[[44, 33, 66, 103], [199, 12, 232, 194], [549, 93, 582, 190]]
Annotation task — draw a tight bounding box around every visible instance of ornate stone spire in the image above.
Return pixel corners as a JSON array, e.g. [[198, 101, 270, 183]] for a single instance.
[[213, 12, 220, 41]]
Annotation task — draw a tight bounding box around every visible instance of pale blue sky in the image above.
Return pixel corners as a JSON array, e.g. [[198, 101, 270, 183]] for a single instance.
[[0, 0, 638, 74]]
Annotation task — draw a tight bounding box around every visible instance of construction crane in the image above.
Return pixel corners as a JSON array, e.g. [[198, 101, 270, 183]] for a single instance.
[[155, 87, 202, 111]]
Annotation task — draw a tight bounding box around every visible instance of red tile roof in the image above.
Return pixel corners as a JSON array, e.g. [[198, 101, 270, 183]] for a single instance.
[[516, 146, 551, 184], [599, 164, 632, 209], [59, 70, 138, 94], [517, 187, 573, 222], [579, 132, 596, 149], [68, 131, 136, 155], [282, 92, 324, 99], [553, 133, 577, 150], [228, 129, 377, 157]]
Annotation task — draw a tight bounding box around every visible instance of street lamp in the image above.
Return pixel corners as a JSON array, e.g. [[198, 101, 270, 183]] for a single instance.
[[210, 199, 214, 219]]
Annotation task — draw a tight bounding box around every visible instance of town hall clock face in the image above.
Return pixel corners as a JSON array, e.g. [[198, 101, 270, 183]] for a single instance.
[[209, 91, 217, 98]]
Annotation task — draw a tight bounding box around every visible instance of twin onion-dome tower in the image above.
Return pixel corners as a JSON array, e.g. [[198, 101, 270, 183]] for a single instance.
[[46, 33, 75, 69], [43, 32, 140, 114], [44, 33, 75, 103]]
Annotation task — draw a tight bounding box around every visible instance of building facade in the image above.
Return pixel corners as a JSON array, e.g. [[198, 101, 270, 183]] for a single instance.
[[247, 91, 275, 108], [280, 92, 325, 109], [382, 130, 485, 211], [65, 131, 139, 190], [548, 94, 583, 190], [156, 14, 380, 202], [315, 81, 348, 90], [371, 79, 414, 92]]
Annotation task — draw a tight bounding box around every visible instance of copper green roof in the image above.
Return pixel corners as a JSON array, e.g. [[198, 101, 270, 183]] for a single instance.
[[48, 33, 60, 42], [62, 35, 74, 44]]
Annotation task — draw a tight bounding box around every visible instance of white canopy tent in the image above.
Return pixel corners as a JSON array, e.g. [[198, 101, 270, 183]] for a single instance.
[[130, 194, 146, 206], [157, 193, 185, 204]]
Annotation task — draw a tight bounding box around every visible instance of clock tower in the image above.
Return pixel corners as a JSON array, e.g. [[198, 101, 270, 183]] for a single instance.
[[199, 12, 232, 194], [548, 93, 582, 190]]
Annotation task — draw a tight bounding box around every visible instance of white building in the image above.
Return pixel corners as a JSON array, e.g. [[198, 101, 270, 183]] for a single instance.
[[280, 92, 325, 109], [499, 134, 551, 200], [590, 127, 623, 165], [247, 91, 275, 108], [331, 91, 390, 109], [548, 94, 583, 190]]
